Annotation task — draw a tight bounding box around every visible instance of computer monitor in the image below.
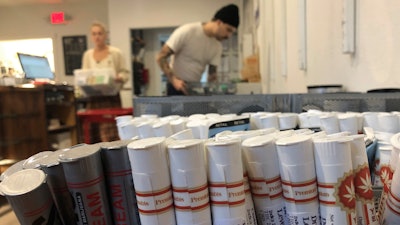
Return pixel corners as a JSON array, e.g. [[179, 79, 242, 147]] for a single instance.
[[17, 53, 54, 80]]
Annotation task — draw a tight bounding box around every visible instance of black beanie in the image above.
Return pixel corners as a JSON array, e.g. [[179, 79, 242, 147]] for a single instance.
[[214, 4, 240, 28]]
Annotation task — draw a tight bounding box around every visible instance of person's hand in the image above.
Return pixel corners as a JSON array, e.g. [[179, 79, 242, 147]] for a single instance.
[[172, 76, 188, 95], [114, 74, 125, 83], [208, 73, 217, 82]]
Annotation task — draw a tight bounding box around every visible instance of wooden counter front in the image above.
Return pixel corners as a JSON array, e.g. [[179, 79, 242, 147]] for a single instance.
[[0, 86, 47, 160], [0, 85, 77, 161]]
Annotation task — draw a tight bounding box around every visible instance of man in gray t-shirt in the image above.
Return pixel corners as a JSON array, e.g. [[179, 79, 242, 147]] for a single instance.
[[157, 4, 240, 95]]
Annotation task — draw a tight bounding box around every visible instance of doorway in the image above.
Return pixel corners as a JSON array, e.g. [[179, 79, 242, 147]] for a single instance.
[[131, 27, 176, 96]]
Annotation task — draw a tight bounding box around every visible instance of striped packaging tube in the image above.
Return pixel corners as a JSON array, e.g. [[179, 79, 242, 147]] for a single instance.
[[0, 169, 62, 225], [313, 136, 357, 225], [242, 135, 286, 225], [349, 135, 378, 225], [382, 154, 400, 224], [276, 135, 320, 225], [167, 139, 212, 225], [373, 145, 392, 188], [59, 143, 113, 225], [206, 138, 246, 225], [127, 137, 176, 225], [220, 130, 270, 225], [382, 133, 400, 224], [374, 144, 393, 222], [242, 166, 258, 225], [100, 139, 141, 225], [39, 147, 79, 225], [376, 135, 400, 223]]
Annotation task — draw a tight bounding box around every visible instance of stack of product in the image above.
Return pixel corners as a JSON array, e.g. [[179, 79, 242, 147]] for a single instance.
[[2, 110, 400, 225]]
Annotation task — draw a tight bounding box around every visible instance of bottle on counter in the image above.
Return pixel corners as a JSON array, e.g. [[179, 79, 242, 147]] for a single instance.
[[0, 60, 7, 75]]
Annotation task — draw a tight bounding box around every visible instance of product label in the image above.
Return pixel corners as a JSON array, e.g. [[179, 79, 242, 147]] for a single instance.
[[287, 212, 319, 225], [110, 183, 127, 223], [281, 178, 318, 203], [356, 201, 378, 225], [249, 177, 269, 198], [318, 170, 357, 225], [319, 211, 357, 225], [173, 183, 209, 212], [250, 175, 283, 200], [87, 191, 107, 224], [245, 203, 258, 225], [135, 185, 174, 215], [256, 204, 286, 225], [208, 117, 250, 138], [317, 182, 336, 205], [209, 180, 245, 207], [353, 164, 378, 225], [268, 176, 284, 200]]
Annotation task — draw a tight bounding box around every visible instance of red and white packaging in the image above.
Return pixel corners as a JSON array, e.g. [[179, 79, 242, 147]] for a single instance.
[[127, 137, 176, 225], [349, 135, 379, 225], [276, 135, 320, 225], [314, 136, 357, 225], [382, 154, 400, 224], [375, 145, 393, 223], [374, 145, 393, 187], [168, 139, 211, 225], [242, 135, 286, 225], [217, 130, 265, 225], [206, 138, 246, 225], [381, 133, 400, 224]]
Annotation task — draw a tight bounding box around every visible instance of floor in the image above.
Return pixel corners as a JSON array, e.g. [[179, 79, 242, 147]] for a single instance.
[[0, 196, 18, 224]]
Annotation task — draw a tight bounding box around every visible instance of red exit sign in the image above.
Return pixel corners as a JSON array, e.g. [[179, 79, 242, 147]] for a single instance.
[[50, 11, 65, 24]]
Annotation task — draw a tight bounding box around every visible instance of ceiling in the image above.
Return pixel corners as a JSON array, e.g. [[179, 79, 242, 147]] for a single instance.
[[0, 0, 84, 7]]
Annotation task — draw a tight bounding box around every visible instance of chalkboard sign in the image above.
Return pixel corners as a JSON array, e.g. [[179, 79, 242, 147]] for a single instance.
[[62, 35, 87, 75]]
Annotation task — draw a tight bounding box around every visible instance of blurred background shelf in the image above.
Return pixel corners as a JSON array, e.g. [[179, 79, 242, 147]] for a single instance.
[[0, 85, 77, 161]]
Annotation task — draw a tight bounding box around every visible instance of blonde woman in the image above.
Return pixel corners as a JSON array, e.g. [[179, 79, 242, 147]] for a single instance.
[[81, 21, 129, 142], [82, 21, 128, 90]]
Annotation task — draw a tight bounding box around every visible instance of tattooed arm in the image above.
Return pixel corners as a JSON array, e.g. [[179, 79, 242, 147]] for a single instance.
[[156, 44, 188, 95]]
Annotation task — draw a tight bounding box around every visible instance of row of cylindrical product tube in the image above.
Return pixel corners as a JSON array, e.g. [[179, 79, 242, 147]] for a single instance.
[[1, 111, 400, 225], [116, 110, 400, 141]]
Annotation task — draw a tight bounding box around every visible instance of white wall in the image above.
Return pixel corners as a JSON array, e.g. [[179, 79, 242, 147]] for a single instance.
[[0, 0, 108, 85], [260, 0, 400, 93]]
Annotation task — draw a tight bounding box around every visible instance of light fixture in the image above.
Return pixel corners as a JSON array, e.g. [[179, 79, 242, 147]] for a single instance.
[[342, 0, 356, 54]]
